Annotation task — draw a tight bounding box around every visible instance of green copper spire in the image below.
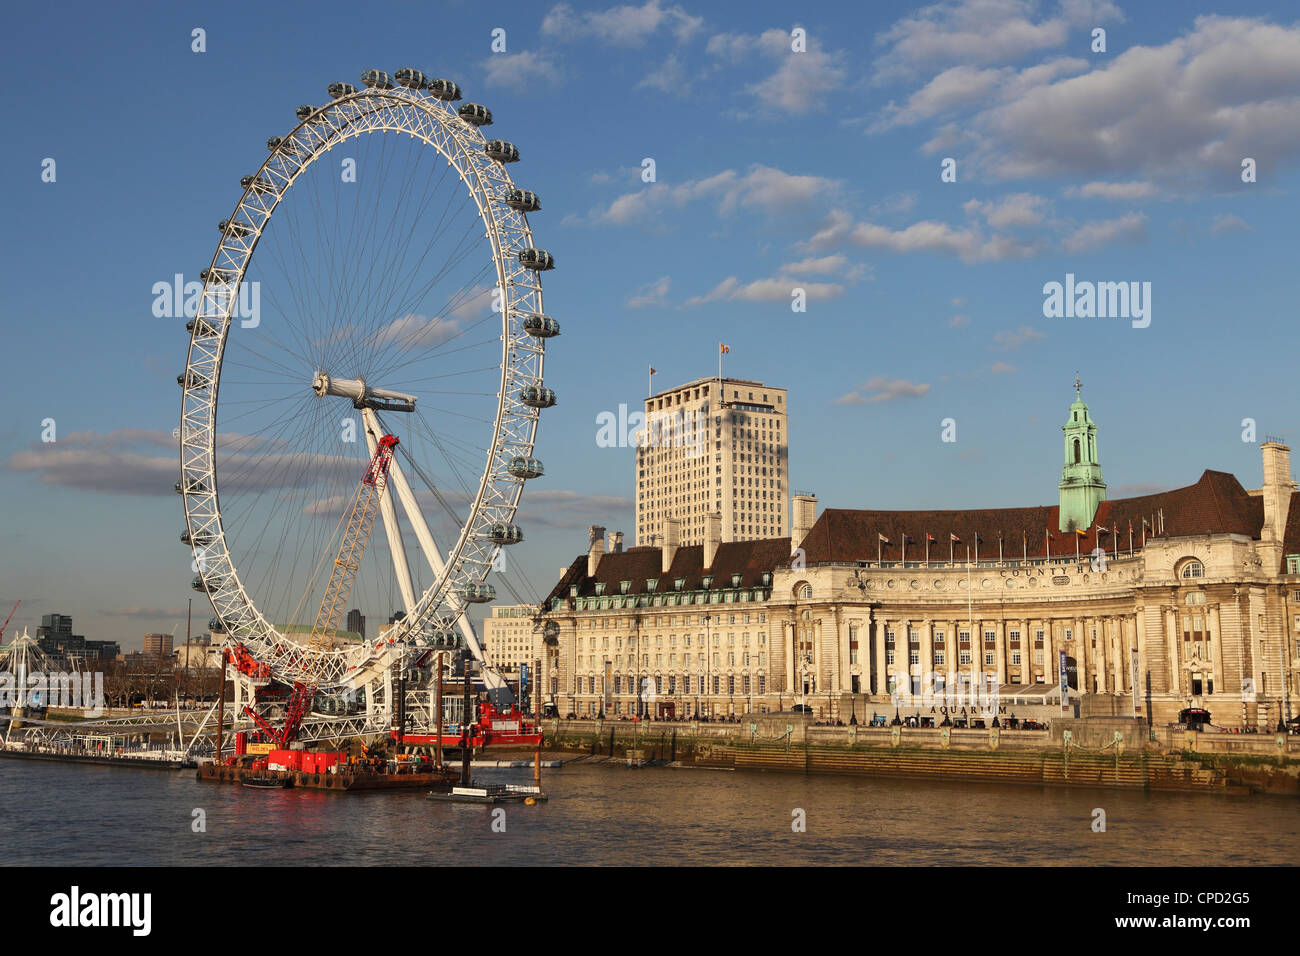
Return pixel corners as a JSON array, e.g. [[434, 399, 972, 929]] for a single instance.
[[1059, 375, 1106, 533]]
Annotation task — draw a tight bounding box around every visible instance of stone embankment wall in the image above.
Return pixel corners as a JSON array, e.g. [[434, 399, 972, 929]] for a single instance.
[[541, 718, 1300, 794]]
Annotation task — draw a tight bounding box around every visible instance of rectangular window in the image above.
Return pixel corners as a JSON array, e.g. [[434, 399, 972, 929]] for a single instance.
[[984, 652, 995, 666], [1034, 649, 1044, 665], [960, 650, 972, 665], [886, 650, 895, 666], [713, 676, 720, 694], [909, 650, 919, 665], [935, 650, 945, 666], [1011, 651, 1022, 665]]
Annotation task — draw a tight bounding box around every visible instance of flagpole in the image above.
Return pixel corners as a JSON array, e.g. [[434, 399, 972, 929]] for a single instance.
[[949, 536, 954, 566], [1046, 528, 1050, 561], [902, 535, 906, 566], [878, 535, 881, 566], [966, 545, 972, 626], [925, 535, 930, 568], [1022, 530, 1027, 563], [998, 533, 1003, 566]]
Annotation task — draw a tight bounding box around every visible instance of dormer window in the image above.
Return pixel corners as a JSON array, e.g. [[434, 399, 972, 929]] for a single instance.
[[731, 573, 743, 587], [674, 578, 685, 590], [1287, 555, 1300, 575], [620, 580, 631, 594], [595, 582, 606, 595], [646, 578, 658, 591], [701, 575, 713, 589]]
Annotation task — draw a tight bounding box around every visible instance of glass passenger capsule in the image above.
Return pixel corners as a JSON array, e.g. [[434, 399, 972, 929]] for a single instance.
[[487, 522, 524, 545], [361, 69, 394, 89], [295, 104, 318, 120], [200, 267, 235, 284], [457, 103, 492, 126], [484, 140, 519, 162], [393, 68, 427, 89], [519, 385, 557, 408], [426, 629, 460, 648], [522, 313, 560, 337], [178, 371, 210, 389], [240, 174, 273, 194], [175, 478, 207, 494], [218, 219, 252, 238], [426, 78, 462, 101], [266, 136, 282, 150], [328, 81, 357, 98], [180, 530, 214, 547], [504, 188, 541, 212], [459, 584, 496, 604], [507, 456, 544, 479], [208, 616, 226, 633], [517, 248, 554, 271], [186, 318, 221, 336]]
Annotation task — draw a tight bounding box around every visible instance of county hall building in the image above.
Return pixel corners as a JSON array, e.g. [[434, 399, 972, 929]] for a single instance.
[[538, 386, 1300, 731]]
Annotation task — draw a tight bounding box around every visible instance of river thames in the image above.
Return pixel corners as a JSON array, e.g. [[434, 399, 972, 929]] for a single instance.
[[2, 760, 1297, 866]]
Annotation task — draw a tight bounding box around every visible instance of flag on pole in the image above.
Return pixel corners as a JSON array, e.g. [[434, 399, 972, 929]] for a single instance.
[[649, 365, 657, 397], [949, 532, 959, 565], [719, 343, 730, 354], [718, 343, 729, 381], [877, 532, 889, 566], [926, 533, 935, 567]]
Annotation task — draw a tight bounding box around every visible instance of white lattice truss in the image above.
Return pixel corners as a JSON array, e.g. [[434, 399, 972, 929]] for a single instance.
[[178, 85, 547, 698]]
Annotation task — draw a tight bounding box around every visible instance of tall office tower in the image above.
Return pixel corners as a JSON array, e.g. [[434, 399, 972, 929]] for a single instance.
[[346, 608, 366, 638], [635, 376, 788, 546], [143, 633, 174, 657]]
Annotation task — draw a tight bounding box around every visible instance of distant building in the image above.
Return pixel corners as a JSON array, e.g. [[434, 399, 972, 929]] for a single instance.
[[346, 609, 366, 639], [143, 633, 174, 657], [33, 613, 117, 662], [636, 376, 788, 547], [482, 604, 540, 678]]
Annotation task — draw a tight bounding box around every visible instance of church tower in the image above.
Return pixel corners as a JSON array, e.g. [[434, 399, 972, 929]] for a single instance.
[[1058, 377, 1106, 533]]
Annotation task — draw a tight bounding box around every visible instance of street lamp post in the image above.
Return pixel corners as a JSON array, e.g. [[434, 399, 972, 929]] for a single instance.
[[703, 613, 712, 720]]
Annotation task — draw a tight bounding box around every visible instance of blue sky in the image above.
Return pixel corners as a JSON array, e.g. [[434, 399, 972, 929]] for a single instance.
[[3, 0, 1298, 647]]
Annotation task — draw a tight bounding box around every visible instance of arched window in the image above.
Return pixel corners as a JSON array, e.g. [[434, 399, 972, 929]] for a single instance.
[[793, 581, 811, 600], [1180, 559, 1205, 579], [1073, 438, 1081, 463]]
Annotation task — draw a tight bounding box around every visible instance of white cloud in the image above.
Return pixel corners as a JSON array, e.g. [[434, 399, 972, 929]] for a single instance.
[[834, 377, 931, 405], [1209, 213, 1251, 234], [1064, 180, 1158, 200], [637, 53, 692, 96], [992, 325, 1045, 350], [707, 27, 846, 113], [627, 275, 672, 308], [582, 164, 837, 227], [480, 51, 561, 90], [803, 212, 1046, 263], [964, 192, 1052, 228], [543, 0, 703, 46], [991, 361, 1017, 373], [684, 275, 845, 306], [873, 0, 1122, 79], [1062, 211, 1148, 252]]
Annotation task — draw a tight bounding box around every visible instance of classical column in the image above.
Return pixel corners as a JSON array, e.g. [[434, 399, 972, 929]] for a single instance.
[[970, 619, 982, 703], [993, 620, 1006, 686], [835, 608, 849, 695], [951, 621, 961, 697], [812, 618, 823, 695], [1165, 606, 1180, 696], [896, 618, 910, 698], [1044, 620, 1055, 686], [1021, 619, 1031, 684], [1209, 602, 1224, 696], [785, 620, 796, 695], [1094, 618, 1107, 694], [875, 618, 888, 696], [921, 619, 934, 697]]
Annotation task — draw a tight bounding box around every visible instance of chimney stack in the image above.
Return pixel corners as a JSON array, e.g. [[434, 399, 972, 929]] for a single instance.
[[608, 530, 624, 554], [791, 492, 818, 550], [704, 512, 722, 570], [588, 525, 606, 578], [662, 516, 680, 574], [1260, 442, 1296, 567]]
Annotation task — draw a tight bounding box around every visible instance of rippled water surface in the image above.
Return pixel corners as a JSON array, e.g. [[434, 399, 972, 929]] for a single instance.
[[1, 759, 1296, 865]]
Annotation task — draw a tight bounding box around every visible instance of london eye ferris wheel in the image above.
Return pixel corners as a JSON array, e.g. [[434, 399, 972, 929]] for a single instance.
[[176, 69, 557, 714]]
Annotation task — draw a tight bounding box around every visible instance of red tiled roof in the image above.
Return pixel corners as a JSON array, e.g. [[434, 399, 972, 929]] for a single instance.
[[799, 470, 1264, 564]]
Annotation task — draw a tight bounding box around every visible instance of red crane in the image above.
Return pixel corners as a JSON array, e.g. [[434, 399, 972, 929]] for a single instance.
[[242, 434, 399, 748], [0, 600, 19, 641]]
